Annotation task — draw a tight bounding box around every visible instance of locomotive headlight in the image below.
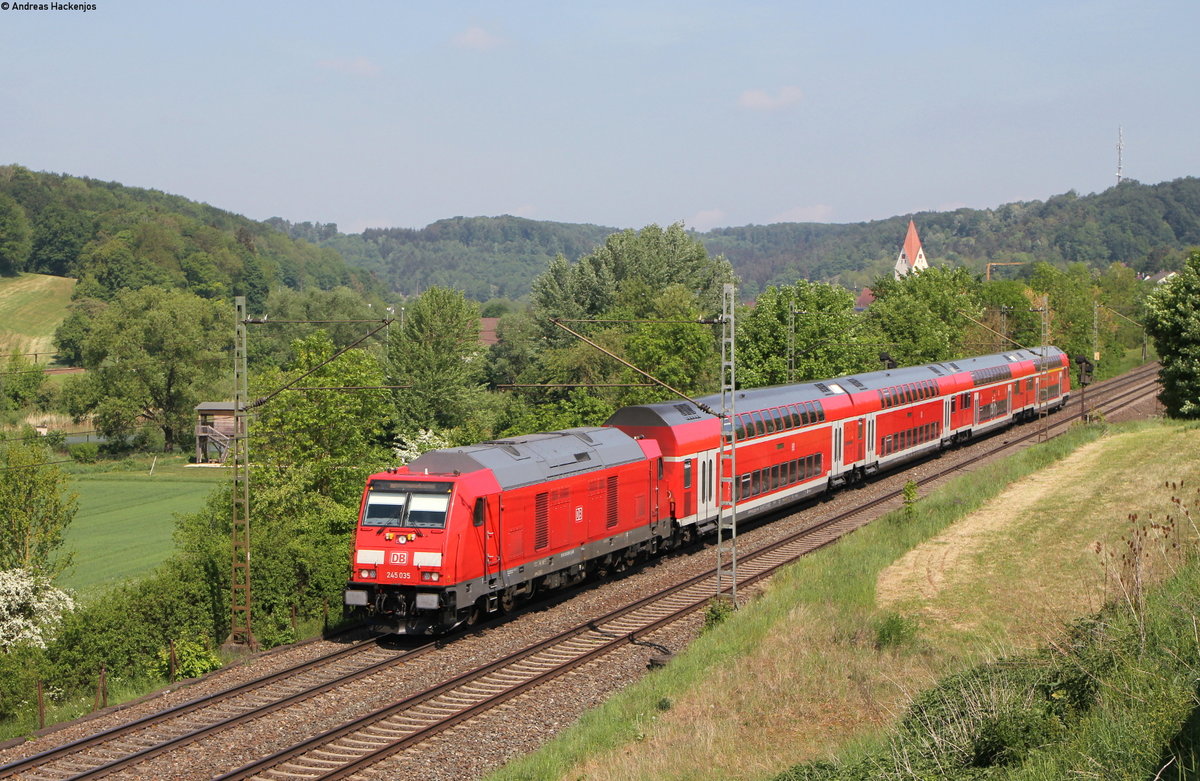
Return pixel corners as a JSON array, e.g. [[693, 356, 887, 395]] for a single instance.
[[358, 568, 376, 579], [421, 571, 441, 582]]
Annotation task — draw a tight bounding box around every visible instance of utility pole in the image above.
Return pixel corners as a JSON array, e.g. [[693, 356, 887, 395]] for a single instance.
[[224, 296, 258, 651], [715, 283, 738, 607], [1039, 295, 1050, 443], [787, 303, 796, 384]]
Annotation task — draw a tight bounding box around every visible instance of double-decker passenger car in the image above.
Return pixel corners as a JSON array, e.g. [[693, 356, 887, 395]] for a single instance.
[[345, 347, 1070, 633]]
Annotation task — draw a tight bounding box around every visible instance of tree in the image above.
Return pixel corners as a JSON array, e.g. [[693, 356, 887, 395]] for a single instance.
[[1145, 250, 1200, 417], [0, 442, 78, 575], [251, 332, 392, 506], [0, 193, 32, 276], [0, 568, 74, 651], [64, 287, 229, 451], [389, 287, 483, 432], [867, 266, 982, 364], [738, 281, 877, 387]]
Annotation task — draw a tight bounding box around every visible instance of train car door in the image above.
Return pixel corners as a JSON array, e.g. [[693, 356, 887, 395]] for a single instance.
[[695, 453, 717, 525], [477, 495, 503, 589], [832, 427, 844, 475], [842, 419, 864, 465]]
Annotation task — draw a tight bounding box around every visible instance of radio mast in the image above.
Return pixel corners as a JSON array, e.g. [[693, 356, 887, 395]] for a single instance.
[[1116, 126, 1124, 185]]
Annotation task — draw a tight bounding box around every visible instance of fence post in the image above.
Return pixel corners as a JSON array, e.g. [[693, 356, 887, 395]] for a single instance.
[[93, 664, 108, 711], [36, 679, 45, 730], [290, 604, 298, 633], [169, 639, 177, 683]]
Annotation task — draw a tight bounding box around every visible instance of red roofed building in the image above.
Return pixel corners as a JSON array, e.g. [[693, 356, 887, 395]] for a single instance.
[[894, 219, 929, 280]]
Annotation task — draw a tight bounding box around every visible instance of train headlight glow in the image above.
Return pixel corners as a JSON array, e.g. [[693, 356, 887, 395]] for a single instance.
[[421, 571, 440, 582], [358, 568, 376, 579]]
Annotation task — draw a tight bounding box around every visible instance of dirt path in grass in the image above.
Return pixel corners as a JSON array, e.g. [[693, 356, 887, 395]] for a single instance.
[[875, 429, 1199, 647], [874, 444, 1102, 606]]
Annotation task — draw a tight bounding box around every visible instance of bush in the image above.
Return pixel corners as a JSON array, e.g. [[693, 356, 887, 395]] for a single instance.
[[151, 638, 222, 681], [67, 442, 99, 463], [703, 596, 735, 632], [871, 610, 918, 650]]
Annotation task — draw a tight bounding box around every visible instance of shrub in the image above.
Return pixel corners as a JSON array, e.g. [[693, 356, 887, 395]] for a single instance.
[[871, 610, 918, 650], [151, 638, 222, 681], [68, 442, 99, 463], [703, 596, 735, 632]]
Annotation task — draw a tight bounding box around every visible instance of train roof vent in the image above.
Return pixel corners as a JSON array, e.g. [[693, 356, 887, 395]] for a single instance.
[[574, 452, 591, 462], [928, 365, 944, 376], [846, 377, 866, 389], [813, 382, 832, 395], [673, 403, 702, 420], [573, 431, 595, 444], [948, 362, 961, 370]]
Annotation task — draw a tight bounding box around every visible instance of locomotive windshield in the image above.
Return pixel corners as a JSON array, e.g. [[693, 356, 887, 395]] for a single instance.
[[362, 480, 454, 529]]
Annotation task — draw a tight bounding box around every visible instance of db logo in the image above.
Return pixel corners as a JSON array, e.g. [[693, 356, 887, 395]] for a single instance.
[[390, 551, 408, 565]]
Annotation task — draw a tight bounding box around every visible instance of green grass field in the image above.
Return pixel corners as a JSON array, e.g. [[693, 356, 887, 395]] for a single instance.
[[59, 458, 227, 595], [0, 272, 75, 359]]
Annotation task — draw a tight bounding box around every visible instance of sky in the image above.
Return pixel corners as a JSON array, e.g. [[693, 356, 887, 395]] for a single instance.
[[2, 1, 1198, 234]]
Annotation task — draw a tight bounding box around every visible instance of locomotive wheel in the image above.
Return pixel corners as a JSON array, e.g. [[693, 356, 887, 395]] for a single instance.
[[499, 591, 516, 613], [464, 602, 483, 626]]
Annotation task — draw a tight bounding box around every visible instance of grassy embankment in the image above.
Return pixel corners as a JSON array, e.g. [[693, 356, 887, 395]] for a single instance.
[[0, 272, 73, 361], [58, 456, 228, 596], [490, 418, 1200, 780]]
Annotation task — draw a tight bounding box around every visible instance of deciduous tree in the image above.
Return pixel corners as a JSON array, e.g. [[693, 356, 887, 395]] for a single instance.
[[0, 442, 77, 575], [1145, 250, 1200, 417], [63, 287, 229, 451]]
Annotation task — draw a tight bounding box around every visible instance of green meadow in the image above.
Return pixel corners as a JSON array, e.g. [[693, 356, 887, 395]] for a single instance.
[[59, 458, 227, 595]]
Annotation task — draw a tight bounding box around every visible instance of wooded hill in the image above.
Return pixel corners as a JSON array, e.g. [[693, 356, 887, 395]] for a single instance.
[[273, 176, 1200, 300], [4, 163, 1198, 306], [0, 165, 379, 310]]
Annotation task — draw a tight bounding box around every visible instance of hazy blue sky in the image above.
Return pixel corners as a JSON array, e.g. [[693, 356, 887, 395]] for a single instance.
[[2, 1, 1197, 233]]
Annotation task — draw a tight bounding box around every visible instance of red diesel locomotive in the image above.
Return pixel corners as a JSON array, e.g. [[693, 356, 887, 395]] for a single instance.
[[344, 347, 1071, 633]]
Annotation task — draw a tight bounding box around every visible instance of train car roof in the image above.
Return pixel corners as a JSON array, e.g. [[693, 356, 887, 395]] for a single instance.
[[403, 426, 646, 490], [606, 347, 1067, 428]]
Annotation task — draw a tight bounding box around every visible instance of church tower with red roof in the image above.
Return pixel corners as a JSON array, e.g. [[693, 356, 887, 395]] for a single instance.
[[894, 219, 928, 279]]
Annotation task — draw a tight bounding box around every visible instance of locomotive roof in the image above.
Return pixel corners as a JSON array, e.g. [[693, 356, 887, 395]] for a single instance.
[[403, 426, 645, 490], [606, 347, 1066, 428]]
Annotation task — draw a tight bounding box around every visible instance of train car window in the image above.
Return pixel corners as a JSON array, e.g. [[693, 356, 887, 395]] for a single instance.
[[363, 492, 408, 526], [658, 458, 664, 481], [1026, 378, 1034, 391], [473, 498, 485, 527], [950, 396, 957, 413], [751, 412, 767, 436], [770, 464, 780, 489], [406, 494, 451, 528], [762, 410, 776, 434], [787, 405, 800, 427], [739, 474, 751, 500], [736, 414, 750, 440], [770, 407, 785, 432], [817, 404, 826, 423], [683, 458, 693, 489]]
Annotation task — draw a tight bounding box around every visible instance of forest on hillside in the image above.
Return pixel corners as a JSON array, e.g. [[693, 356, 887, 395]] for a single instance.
[[268, 177, 1200, 301], [0, 165, 379, 309]]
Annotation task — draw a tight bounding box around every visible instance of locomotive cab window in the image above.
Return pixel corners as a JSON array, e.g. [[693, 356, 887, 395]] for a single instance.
[[362, 480, 454, 529], [473, 497, 486, 527]]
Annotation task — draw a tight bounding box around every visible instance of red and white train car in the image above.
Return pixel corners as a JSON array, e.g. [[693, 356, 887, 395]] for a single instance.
[[344, 347, 1070, 633]]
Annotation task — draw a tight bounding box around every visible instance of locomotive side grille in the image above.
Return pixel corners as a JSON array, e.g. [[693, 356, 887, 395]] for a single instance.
[[606, 475, 619, 529], [535, 492, 549, 550]]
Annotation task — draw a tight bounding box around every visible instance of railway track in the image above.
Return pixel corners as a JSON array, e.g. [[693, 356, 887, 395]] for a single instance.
[[0, 364, 1160, 780], [0, 638, 436, 780], [218, 366, 1162, 780]]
